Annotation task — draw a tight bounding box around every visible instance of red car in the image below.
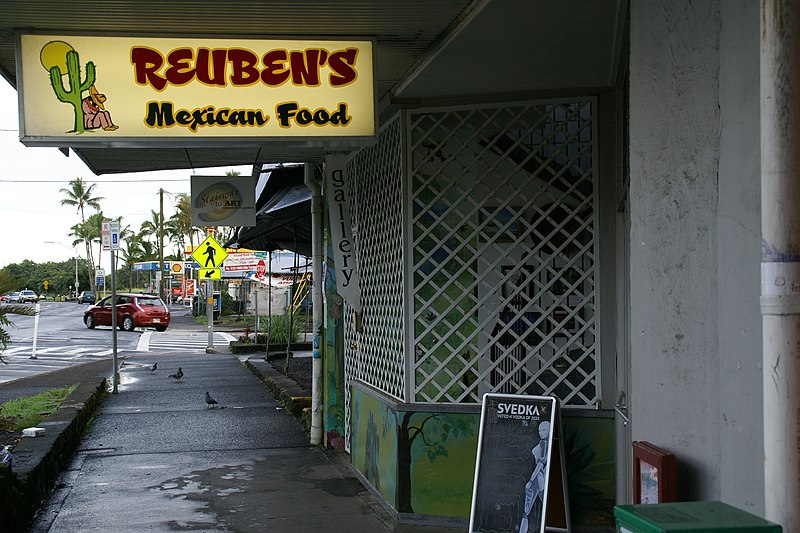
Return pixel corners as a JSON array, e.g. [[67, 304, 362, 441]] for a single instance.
[[83, 293, 170, 332]]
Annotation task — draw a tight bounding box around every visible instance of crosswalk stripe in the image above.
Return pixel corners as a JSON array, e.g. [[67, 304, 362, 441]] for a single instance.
[[3, 346, 32, 355], [32, 347, 65, 354], [1, 348, 125, 360], [141, 332, 234, 352]]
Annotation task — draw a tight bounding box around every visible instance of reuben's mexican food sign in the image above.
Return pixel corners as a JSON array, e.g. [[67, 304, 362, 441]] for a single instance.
[[18, 34, 375, 143]]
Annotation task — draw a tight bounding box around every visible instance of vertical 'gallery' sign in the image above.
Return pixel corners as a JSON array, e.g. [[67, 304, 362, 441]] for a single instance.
[[325, 153, 361, 313], [469, 394, 570, 533]]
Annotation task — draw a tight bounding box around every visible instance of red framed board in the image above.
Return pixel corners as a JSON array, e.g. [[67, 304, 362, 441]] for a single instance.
[[632, 441, 676, 504]]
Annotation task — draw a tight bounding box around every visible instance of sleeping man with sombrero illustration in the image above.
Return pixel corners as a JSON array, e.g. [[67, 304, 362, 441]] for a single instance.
[[81, 85, 119, 131]]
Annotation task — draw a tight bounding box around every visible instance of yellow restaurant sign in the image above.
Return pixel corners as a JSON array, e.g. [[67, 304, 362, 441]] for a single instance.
[[18, 34, 375, 143]]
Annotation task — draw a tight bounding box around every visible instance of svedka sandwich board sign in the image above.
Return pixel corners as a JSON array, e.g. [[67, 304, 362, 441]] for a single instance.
[[469, 394, 570, 533], [17, 34, 375, 145]]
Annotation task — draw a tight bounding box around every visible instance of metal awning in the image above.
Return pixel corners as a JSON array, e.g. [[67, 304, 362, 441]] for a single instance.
[[226, 164, 312, 256]]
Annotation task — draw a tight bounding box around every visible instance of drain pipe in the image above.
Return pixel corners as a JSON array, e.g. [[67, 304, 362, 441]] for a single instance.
[[761, 2, 800, 529], [305, 162, 324, 446]]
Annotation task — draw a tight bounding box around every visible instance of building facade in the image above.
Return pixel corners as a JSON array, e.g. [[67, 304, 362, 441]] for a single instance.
[[321, 1, 773, 529]]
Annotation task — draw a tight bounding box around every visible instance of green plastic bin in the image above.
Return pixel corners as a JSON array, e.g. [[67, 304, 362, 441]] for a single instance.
[[614, 501, 781, 533]]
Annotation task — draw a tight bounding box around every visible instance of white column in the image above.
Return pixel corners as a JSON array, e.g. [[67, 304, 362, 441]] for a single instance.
[[305, 162, 324, 445], [761, 1, 800, 528]]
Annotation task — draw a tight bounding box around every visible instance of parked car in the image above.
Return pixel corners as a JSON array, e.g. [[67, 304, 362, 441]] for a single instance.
[[6, 291, 20, 303], [18, 290, 39, 303], [78, 291, 96, 304], [83, 293, 171, 332]]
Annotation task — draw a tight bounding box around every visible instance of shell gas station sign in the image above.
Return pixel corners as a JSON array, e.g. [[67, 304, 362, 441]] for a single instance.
[[18, 34, 375, 144]]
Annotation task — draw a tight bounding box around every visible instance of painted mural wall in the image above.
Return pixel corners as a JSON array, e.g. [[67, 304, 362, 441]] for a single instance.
[[348, 386, 615, 527], [323, 240, 346, 451], [350, 387, 398, 506]]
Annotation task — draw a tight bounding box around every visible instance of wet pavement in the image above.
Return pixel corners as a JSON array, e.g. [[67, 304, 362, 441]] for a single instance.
[[16, 312, 465, 532]]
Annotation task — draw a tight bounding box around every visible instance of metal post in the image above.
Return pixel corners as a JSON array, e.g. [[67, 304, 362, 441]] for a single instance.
[[761, 2, 800, 529], [254, 288, 259, 334], [265, 251, 272, 359], [285, 238, 298, 372], [111, 249, 119, 393], [30, 302, 40, 359], [74, 246, 79, 300], [159, 188, 165, 303], [206, 279, 215, 352], [305, 162, 324, 445]]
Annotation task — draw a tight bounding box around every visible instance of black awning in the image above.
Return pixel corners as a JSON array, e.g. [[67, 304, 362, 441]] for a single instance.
[[225, 164, 312, 257]]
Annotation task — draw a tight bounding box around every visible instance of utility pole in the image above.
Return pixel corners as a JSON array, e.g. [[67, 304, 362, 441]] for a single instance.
[[159, 188, 165, 301]]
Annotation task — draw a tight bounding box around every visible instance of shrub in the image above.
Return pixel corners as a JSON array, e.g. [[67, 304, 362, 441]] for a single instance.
[[257, 313, 306, 345]]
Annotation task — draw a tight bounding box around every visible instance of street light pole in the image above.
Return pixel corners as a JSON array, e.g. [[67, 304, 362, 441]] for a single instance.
[[72, 246, 79, 299]]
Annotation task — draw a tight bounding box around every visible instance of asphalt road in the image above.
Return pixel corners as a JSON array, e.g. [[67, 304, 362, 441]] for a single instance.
[[0, 301, 235, 384]]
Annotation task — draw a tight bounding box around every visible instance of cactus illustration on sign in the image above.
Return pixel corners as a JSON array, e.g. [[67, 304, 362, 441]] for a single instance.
[[41, 41, 96, 133]]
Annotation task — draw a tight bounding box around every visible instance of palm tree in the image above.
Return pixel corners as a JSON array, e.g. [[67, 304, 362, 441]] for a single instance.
[[69, 213, 106, 293], [85, 212, 107, 271], [59, 177, 104, 223], [140, 210, 161, 249], [163, 218, 183, 259], [69, 222, 94, 292], [170, 193, 201, 253], [121, 234, 157, 291], [60, 177, 104, 293]]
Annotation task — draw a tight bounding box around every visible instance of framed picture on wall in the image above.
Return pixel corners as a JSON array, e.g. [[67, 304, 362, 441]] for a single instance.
[[632, 441, 676, 504]]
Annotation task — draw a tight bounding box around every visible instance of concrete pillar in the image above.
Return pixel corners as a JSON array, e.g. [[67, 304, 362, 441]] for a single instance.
[[761, 1, 800, 528]]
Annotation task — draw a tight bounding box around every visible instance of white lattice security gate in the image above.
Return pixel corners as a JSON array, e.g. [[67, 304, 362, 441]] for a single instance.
[[343, 98, 598, 447]]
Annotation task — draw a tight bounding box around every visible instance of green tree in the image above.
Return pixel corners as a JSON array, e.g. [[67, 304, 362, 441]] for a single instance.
[[139, 210, 162, 249], [3, 259, 83, 297], [60, 177, 103, 292], [59, 177, 103, 222], [69, 213, 106, 293], [85, 212, 108, 272], [170, 193, 200, 255], [396, 412, 475, 513], [120, 234, 154, 291], [164, 217, 184, 259]]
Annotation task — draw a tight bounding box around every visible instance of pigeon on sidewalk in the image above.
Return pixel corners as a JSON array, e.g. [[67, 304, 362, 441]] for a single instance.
[[168, 367, 183, 381], [205, 391, 220, 409], [148, 362, 158, 373]]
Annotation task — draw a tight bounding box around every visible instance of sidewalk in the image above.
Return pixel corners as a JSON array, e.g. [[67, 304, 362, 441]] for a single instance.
[[2, 312, 465, 532]]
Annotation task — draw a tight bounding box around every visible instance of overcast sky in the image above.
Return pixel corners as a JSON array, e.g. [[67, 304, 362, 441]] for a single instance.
[[0, 80, 250, 269]]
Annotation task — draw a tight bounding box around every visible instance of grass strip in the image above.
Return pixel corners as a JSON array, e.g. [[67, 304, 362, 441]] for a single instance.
[[0, 385, 77, 431]]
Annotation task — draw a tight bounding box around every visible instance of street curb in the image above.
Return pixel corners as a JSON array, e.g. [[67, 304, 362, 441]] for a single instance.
[[244, 358, 312, 433], [0, 377, 107, 533]]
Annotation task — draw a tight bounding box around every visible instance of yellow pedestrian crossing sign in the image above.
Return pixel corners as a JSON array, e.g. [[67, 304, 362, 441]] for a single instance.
[[198, 268, 222, 280], [191, 236, 228, 269]]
